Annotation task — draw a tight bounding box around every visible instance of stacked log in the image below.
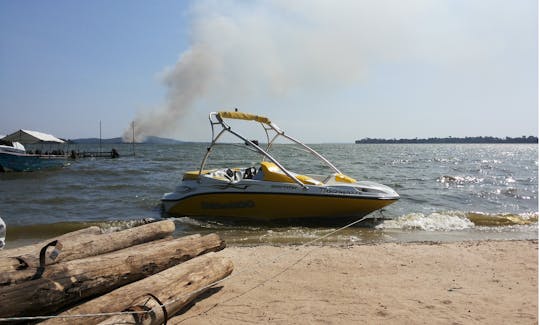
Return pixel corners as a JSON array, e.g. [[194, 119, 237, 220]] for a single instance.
[[0, 221, 176, 285], [0, 226, 104, 280], [43, 253, 233, 325], [0, 226, 102, 258], [0, 220, 233, 323]]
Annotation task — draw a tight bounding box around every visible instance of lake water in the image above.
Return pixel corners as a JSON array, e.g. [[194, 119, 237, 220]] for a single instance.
[[0, 143, 537, 248]]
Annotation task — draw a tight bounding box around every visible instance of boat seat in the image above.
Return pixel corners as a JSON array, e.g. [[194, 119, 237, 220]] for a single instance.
[[182, 170, 214, 180], [258, 161, 322, 185], [333, 173, 357, 183]]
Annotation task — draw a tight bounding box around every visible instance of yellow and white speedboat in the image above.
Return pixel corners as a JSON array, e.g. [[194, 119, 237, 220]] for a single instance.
[[162, 111, 399, 221]]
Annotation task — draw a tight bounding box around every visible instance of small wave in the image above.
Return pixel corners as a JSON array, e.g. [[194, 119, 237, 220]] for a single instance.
[[475, 188, 535, 201], [481, 159, 502, 164], [261, 228, 336, 240], [376, 212, 474, 231], [170, 216, 269, 231], [98, 218, 156, 233], [171, 217, 224, 229], [505, 177, 516, 184], [497, 188, 533, 200], [437, 175, 483, 185], [376, 211, 538, 231], [390, 159, 410, 165], [466, 212, 538, 226], [432, 158, 461, 163]]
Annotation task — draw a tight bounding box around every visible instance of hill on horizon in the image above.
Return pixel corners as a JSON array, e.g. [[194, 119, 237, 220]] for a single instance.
[[69, 135, 183, 144], [355, 136, 538, 144]]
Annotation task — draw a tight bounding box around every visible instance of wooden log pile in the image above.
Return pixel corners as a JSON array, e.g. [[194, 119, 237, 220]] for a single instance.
[[0, 220, 233, 324]]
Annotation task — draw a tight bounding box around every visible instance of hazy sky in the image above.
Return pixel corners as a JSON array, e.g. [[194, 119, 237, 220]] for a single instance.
[[0, 0, 537, 142]]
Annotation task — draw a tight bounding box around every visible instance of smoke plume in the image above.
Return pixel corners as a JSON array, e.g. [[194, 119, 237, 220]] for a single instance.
[[123, 0, 455, 141], [122, 44, 217, 141]]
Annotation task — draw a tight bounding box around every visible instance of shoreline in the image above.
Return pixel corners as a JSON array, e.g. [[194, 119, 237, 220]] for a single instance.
[[172, 239, 538, 324]]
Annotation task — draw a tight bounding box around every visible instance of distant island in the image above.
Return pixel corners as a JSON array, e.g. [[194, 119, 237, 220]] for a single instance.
[[355, 136, 538, 144], [69, 136, 183, 145]]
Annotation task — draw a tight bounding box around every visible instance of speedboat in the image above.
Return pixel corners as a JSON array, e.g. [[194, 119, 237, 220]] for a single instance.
[[162, 111, 399, 221]]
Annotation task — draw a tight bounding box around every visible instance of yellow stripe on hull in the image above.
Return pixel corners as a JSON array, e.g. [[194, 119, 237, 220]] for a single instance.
[[165, 193, 397, 220]]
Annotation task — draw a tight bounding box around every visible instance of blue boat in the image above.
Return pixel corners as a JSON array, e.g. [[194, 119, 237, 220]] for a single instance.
[[0, 130, 67, 172]]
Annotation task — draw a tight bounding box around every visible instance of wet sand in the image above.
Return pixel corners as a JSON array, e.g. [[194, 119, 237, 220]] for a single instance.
[[171, 240, 537, 324]]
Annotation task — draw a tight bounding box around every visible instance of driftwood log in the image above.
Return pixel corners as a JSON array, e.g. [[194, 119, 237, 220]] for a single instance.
[[42, 253, 233, 324], [0, 233, 225, 318], [0, 220, 176, 286], [0, 226, 102, 284], [0, 226, 101, 258]]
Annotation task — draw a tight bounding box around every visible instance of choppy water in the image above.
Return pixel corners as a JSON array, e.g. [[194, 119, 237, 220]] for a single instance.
[[0, 143, 537, 248]]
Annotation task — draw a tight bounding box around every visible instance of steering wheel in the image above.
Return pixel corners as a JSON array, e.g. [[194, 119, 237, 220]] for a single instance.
[[243, 167, 256, 179], [225, 168, 235, 181]]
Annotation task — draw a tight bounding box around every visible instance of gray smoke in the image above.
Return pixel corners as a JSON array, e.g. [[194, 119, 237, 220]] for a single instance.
[[123, 0, 462, 141], [123, 43, 217, 141]]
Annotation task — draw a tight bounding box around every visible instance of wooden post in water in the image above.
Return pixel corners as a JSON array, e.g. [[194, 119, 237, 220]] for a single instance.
[[132, 120, 135, 156], [99, 120, 102, 155]]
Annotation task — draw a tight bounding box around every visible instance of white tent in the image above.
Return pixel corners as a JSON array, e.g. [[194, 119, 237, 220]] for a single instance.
[[1, 129, 65, 144]]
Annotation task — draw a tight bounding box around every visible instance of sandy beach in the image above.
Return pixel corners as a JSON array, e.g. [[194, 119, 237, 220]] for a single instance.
[[171, 240, 538, 324]]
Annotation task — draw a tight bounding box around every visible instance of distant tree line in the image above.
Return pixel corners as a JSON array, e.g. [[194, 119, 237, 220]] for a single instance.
[[355, 136, 538, 144]]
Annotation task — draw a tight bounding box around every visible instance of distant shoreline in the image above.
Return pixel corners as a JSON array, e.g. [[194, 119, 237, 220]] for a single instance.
[[355, 136, 538, 144], [68, 136, 183, 145], [66, 135, 538, 145]]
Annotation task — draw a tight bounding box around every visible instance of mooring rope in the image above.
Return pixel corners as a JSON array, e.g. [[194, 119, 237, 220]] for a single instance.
[[0, 215, 371, 323]]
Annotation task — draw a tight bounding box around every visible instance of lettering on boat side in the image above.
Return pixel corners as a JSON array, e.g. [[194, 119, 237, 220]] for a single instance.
[[269, 184, 355, 195], [270, 185, 299, 190], [201, 200, 255, 209], [320, 187, 356, 195]]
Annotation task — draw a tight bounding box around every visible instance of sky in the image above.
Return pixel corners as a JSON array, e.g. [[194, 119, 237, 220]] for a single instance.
[[0, 0, 537, 143]]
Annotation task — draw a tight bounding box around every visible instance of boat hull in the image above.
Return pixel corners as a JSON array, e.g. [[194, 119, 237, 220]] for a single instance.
[[163, 192, 397, 220], [0, 152, 66, 172]]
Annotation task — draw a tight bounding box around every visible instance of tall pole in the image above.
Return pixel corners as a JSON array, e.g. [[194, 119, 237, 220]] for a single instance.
[[99, 120, 102, 155], [132, 120, 135, 156]]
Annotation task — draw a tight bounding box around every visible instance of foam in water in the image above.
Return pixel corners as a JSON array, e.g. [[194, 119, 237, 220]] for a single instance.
[[437, 175, 484, 185], [172, 216, 211, 227], [376, 212, 475, 231], [98, 218, 156, 233], [0, 217, 5, 249], [466, 211, 538, 226], [377, 211, 538, 231]]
